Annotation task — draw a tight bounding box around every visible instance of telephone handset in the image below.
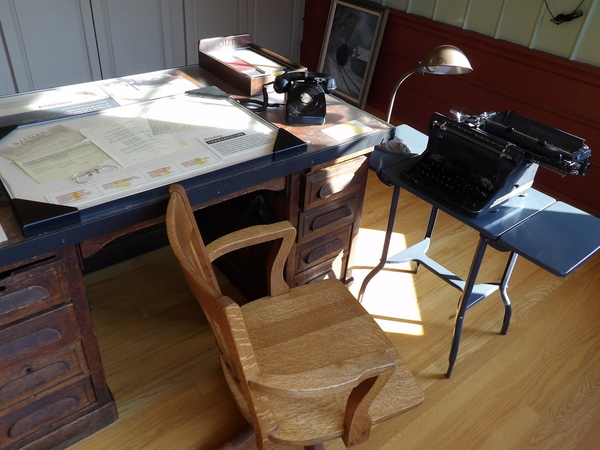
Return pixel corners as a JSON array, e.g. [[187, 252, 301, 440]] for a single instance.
[[274, 71, 337, 94]]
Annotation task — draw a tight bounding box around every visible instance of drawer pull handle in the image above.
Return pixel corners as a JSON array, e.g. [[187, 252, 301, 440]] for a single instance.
[[311, 207, 352, 231], [306, 239, 344, 264], [0, 328, 61, 364], [0, 362, 71, 403], [318, 173, 356, 198], [9, 397, 79, 438], [0, 286, 51, 315]]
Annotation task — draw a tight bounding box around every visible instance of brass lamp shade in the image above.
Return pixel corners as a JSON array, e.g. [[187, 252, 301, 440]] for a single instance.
[[416, 45, 473, 75], [386, 45, 472, 122]]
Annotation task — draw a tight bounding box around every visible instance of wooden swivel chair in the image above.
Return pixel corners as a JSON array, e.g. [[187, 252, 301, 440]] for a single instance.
[[166, 184, 424, 450]]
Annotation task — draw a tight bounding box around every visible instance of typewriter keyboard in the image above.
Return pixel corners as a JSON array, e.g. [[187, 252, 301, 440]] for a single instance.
[[407, 154, 496, 211]]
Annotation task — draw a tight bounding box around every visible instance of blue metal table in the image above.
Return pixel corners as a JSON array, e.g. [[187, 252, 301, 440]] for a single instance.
[[361, 125, 600, 377]]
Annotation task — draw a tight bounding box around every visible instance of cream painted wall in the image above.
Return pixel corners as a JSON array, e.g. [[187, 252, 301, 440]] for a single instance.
[[374, 0, 600, 67]]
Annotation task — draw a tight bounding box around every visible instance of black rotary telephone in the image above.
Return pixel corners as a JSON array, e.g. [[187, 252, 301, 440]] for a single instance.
[[274, 71, 337, 125]]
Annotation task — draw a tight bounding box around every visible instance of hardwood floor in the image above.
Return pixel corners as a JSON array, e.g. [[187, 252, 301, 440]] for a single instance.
[[71, 170, 600, 449]]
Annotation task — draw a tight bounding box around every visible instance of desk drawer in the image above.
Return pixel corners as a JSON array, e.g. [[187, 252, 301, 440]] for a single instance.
[[0, 305, 81, 371], [302, 155, 367, 210], [0, 376, 96, 447], [0, 343, 88, 410], [0, 253, 69, 328], [298, 195, 359, 243], [295, 225, 352, 273], [294, 254, 345, 286]]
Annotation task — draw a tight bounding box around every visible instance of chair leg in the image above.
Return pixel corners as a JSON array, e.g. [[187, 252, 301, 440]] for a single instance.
[[304, 445, 325, 450]]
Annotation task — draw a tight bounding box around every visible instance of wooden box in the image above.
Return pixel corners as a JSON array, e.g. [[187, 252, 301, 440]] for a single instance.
[[198, 34, 305, 96]]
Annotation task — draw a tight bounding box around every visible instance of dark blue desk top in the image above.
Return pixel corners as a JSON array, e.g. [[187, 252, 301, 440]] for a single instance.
[[499, 201, 600, 277]]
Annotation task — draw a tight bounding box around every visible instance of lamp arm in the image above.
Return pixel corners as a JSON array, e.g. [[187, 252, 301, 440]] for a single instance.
[[386, 68, 419, 123]]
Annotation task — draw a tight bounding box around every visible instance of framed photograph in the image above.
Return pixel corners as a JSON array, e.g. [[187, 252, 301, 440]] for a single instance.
[[318, 0, 388, 109]]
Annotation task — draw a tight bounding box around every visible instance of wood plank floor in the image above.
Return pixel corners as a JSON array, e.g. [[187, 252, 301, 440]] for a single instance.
[[71, 170, 600, 449]]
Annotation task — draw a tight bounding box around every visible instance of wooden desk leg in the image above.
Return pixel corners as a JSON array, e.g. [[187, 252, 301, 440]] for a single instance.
[[358, 185, 401, 303], [446, 236, 489, 378]]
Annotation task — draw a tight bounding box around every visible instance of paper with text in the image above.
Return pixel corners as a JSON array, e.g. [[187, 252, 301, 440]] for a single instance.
[[80, 117, 186, 167], [0, 125, 84, 161], [16, 139, 110, 184], [0, 125, 111, 183], [199, 131, 274, 158]]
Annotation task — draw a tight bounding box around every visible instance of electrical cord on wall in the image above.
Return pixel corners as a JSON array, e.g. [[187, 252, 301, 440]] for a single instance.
[[544, 0, 585, 24]]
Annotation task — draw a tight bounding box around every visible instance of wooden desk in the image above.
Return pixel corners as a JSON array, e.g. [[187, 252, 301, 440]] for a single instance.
[[0, 67, 393, 449]]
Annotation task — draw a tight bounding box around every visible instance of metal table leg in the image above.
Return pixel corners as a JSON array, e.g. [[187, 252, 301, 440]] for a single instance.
[[446, 236, 489, 378], [445, 241, 519, 377], [358, 185, 401, 303], [499, 251, 518, 335], [359, 184, 520, 378]]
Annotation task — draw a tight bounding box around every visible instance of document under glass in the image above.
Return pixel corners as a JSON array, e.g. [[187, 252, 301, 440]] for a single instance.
[[0, 94, 279, 212]]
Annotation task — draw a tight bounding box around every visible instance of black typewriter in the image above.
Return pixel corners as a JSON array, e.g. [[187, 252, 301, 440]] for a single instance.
[[400, 110, 591, 218]]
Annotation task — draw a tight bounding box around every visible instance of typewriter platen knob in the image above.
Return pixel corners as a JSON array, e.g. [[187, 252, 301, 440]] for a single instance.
[[578, 162, 590, 176]]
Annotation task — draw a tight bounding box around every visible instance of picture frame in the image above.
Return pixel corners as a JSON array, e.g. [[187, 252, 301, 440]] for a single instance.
[[318, 0, 388, 109]]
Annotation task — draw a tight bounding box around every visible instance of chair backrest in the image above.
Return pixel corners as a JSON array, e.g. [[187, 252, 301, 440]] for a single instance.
[[166, 184, 278, 448]]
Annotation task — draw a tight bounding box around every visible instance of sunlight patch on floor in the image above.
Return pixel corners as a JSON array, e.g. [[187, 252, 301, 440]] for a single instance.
[[349, 228, 424, 336]]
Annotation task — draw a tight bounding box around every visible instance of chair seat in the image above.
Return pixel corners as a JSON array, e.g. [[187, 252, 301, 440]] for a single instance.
[[240, 278, 424, 447]]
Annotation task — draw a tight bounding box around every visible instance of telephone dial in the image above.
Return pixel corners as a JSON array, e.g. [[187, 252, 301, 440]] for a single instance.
[[274, 71, 337, 125]]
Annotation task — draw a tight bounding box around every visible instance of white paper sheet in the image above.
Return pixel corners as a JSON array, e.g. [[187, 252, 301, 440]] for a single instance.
[[0, 125, 84, 161], [79, 117, 186, 167], [16, 140, 110, 184]]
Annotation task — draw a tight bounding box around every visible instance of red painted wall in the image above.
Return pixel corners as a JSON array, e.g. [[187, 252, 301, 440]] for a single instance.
[[301, 0, 600, 216]]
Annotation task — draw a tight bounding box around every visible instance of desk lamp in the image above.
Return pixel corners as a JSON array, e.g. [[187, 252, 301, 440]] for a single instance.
[[379, 45, 472, 154], [386, 45, 473, 123]]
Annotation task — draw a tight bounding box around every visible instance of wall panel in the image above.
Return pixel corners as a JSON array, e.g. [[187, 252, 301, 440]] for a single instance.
[[495, 0, 543, 45], [433, 0, 469, 28], [92, 0, 186, 79], [0, 0, 101, 91], [301, 2, 600, 215], [572, 1, 600, 64], [383, 0, 408, 10], [250, 0, 304, 61], [380, 0, 600, 67], [0, 34, 16, 95], [463, 0, 506, 36], [184, 0, 302, 64], [532, 6, 586, 58], [406, 0, 435, 18]]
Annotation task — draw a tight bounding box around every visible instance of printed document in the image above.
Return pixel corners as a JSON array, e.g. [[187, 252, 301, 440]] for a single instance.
[[0, 125, 110, 183], [15, 139, 109, 184], [0, 125, 85, 161], [79, 117, 186, 167], [199, 131, 274, 158]]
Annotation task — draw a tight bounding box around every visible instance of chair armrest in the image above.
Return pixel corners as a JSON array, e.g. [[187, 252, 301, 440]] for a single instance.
[[248, 350, 395, 399], [205, 221, 296, 296]]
